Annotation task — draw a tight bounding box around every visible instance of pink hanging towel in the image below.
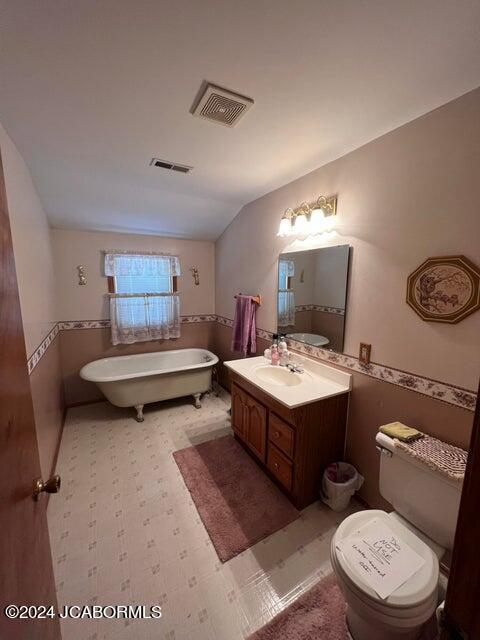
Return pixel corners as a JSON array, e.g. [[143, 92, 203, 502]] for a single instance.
[[231, 295, 257, 356]]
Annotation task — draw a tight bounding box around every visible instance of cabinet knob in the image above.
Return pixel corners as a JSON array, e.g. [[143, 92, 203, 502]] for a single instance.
[[275, 431, 280, 438], [274, 462, 279, 470]]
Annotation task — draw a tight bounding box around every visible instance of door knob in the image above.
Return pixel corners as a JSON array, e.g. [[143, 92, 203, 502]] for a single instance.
[[33, 475, 61, 501]]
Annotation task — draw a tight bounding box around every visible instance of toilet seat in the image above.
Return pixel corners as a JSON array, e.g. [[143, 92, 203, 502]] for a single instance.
[[332, 510, 439, 614]]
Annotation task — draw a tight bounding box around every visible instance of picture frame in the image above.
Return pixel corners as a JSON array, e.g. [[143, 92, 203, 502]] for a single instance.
[[406, 255, 480, 324]]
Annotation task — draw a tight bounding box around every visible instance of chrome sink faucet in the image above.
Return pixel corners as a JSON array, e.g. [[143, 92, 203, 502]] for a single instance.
[[286, 362, 304, 374]]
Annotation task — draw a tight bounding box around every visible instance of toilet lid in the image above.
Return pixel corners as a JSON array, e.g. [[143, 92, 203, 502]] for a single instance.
[[333, 510, 439, 609]]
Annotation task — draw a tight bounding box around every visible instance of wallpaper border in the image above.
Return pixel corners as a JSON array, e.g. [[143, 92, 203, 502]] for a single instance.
[[27, 315, 477, 412], [27, 315, 217, 373], [215, 315, 477, 412], [295, 304, 345, 315]]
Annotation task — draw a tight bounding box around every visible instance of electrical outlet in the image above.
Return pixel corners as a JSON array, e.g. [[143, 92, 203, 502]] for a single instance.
[[359, 343, 371, 364]]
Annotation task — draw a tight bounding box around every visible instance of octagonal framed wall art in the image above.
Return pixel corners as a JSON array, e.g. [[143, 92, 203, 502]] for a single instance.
[[406, 255, 480, 324]]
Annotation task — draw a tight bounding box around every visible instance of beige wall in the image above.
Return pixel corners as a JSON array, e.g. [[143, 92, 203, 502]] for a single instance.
[[0, 123, 57, 357], [1, 121, 63, 478], [216, 88, 480, 391], [215, 88, 480, 507], [51, 228, 216, 407], [29, 338, 64, 476], [312, 245, 349, 310], [52, 228, 215, 320]]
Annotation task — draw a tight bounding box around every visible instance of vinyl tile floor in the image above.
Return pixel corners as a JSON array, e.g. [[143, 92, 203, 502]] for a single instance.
[[48, 390, 362, 640]]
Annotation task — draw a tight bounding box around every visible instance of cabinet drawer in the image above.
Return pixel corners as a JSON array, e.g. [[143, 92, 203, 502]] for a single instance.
[[268, 413, 295, 459], [267, 443, 293, 492]]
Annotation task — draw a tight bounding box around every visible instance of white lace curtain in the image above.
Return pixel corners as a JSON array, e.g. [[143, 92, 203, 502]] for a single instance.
[[104, 252, 180, 277], [279, 258, 295, 279], [278, 291, 295, 326], [105, 252, 181, 345], [278, 258, 295, 326]]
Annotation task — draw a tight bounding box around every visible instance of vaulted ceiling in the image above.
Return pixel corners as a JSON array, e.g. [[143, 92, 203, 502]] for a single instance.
[[1, 0, 479, 239]]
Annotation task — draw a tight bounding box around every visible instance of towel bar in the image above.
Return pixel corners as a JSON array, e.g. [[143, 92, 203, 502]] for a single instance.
[[235, 293, 262, 306]]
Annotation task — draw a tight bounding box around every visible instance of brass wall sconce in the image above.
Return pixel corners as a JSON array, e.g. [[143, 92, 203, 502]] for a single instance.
[[77, 265, 87, 285], [277, 195, 337, 237], [189, 267, 200, 286]]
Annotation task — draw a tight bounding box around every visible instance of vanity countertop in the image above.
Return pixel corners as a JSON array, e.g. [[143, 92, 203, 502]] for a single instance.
[[224, 354, 352, 409]]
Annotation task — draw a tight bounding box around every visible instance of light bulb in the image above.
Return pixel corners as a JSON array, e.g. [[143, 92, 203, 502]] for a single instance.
[[324, 214, 335, 231], [293, 212, 308, 234], [277, 217, 292, 237], [309, 207, 326, 234]]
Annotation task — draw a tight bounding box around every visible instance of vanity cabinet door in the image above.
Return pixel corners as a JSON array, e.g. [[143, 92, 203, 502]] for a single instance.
[[231, 383, 247, 439], [245, 395, 267, 463]]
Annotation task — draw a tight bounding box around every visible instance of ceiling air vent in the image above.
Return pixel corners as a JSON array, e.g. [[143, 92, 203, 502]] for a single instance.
[[192, 83, 254, 127], [149, 158, 192, 174]]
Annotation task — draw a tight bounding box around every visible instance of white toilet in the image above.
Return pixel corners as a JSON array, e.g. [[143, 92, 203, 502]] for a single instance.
[[331, 432, 463, 640]]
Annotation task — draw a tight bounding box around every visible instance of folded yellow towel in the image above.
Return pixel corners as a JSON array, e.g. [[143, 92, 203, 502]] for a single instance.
[[379, 422, 424, 443]]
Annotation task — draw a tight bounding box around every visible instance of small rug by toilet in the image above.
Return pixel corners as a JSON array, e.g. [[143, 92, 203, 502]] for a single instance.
[[173, 435, 299, 562], [249, 573, 348, 640]]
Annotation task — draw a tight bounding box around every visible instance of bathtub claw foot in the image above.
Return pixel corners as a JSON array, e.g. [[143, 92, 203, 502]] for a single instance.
[[134, 404, 144, 422], [193, 393, 202, 409]]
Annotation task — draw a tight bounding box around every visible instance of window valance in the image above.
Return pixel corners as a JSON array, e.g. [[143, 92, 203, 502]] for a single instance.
[[104, 252, 181, 277]]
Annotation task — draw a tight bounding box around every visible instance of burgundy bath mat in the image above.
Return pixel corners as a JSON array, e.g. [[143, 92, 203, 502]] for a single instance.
[[173, 435, 299, 562], [249, 573, 348, 640]]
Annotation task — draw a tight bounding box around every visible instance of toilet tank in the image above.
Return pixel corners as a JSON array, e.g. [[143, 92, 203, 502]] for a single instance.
[[376, 432, 463, 550]]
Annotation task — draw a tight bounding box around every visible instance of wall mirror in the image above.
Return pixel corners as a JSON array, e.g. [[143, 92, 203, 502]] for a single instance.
[[277, 245, 351, 352]]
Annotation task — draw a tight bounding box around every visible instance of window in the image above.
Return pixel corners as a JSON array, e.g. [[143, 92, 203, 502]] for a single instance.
[[277, 258, 295, 327], [278, 259, 293, 291], [105, 252, 181, 345]]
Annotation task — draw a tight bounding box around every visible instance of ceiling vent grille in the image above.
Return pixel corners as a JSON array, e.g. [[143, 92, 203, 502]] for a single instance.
[[192, 83, 254, 127], [149, 158, 192, 173]]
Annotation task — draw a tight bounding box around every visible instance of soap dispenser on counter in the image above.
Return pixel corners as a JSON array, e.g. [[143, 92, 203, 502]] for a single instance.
[[278, 334, 289, 366], [271, 343, 279, 366], [264, 333, 280, 365]]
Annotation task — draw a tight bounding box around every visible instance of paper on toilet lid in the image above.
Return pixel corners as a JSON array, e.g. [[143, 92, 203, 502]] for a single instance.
[[336, 518, 426, 600]]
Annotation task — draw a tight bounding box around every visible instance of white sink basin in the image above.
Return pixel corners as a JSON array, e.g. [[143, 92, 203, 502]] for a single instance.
[[224, 355, 352, 408], [253, 365, 304, 387]]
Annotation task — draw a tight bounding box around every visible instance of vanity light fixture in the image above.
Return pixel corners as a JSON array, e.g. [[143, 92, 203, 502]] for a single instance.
[[277, 195, 337, 237]]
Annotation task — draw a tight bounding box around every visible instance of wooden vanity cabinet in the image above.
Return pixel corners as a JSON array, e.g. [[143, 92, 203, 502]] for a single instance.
[[230, 372, 348, 510]]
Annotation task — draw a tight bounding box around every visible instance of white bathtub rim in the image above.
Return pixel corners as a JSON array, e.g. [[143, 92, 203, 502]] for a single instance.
[[80, 348, 219, 383]]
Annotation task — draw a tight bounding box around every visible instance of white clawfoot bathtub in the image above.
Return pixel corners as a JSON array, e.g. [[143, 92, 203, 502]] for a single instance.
[[80, 348, 219, 421]]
